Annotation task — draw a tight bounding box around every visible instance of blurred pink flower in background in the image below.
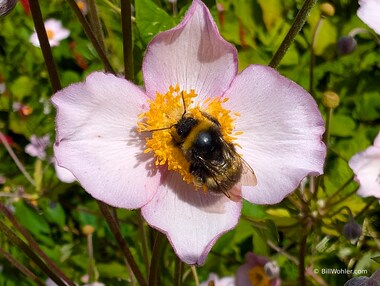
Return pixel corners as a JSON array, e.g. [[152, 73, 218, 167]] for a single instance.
[[200, 273, 235, 286], [52, 0, 325, 264], [25, 134, 50, 160], [76, 0, 88, 15], [357, 0, 380, 35], [30, 19, 70, 47], [235, 252, 281, 286], [349, 131, 380, 203]]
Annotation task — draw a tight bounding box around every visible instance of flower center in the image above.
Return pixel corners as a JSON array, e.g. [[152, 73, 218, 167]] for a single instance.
[[137, 85, 240, 190], [46, 29, 55, 40], [248, 266, 271, 286]]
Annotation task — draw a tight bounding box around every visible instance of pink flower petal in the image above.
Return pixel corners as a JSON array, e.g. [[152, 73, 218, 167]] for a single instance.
[[143, 0, 237, 101], [53, 158, 76, 183], [349, 141, 380, 199], [54, 28, 70, 41], [29, 32, 40, 47], [52, 72, 160, 209], [223, 65, 326, 204], [357, 0, 380, 35], [141, 170, 241, 265]]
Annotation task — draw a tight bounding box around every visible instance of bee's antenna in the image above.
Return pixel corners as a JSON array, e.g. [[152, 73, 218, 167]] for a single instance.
[[142, 91, 187, 133], [180, 91, 187, 118]]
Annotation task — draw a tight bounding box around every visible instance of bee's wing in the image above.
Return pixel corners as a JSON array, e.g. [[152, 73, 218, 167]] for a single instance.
[[226, 182, 242, 202], [240, 157, 257, 187]]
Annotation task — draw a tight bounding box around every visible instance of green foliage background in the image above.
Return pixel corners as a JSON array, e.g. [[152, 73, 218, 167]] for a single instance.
[[0, 0, 379, 285]]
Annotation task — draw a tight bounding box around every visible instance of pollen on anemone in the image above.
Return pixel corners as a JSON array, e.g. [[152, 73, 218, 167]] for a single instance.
[[52, 0, 326, 265]]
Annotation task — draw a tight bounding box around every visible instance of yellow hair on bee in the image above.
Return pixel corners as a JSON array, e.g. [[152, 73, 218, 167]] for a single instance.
[[181, 119, 214, 152]]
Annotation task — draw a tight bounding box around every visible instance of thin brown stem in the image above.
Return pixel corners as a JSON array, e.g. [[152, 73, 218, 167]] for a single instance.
[[87, 233, 95, 282], [355, 198, 377, 219], [121, 0, 134, 81], [0, 247, 45, 286], [138, 212, 150, 273], [174, 255, 184, 286], [87, 0, 106, 50], [0, 220, 66, 286], [28, 0, 61, 92], [0, 131, 36, 186], [309, 16, 323, 95], [299, 233, 308, 286], [269, 0, 318, 69], [65, 0, 115, 74], [97, 201, 147, 286], [149, 232, 166, 286], [0, 203, 76, 286]]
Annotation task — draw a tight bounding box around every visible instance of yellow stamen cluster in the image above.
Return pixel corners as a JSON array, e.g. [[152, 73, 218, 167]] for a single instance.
[[137, 85, 240, 188], [46, 29, 54, 40], [248, 266, 271, 286]]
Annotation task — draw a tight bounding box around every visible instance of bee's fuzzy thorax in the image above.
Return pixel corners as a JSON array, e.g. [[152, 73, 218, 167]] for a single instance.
[[137, 85, 241, 190]]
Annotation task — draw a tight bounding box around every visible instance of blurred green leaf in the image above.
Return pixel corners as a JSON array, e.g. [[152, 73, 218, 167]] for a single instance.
[[314, 19, 337, 58], [330, 114, 356, 137], [97, 262, 130, 280], [14, 201, 51, 240], [135, 0, 176, 45]]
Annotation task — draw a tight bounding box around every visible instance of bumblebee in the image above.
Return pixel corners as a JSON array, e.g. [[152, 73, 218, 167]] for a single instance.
[[171, 111, 257, 200], [146, 93, 257, 200]]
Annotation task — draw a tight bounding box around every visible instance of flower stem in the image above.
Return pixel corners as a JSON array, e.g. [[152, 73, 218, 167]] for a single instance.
[[299, 223, 311, 286], [137, 211, 150, 273], [96, 201, 147, 286], [0, 131, 36, 186], [171, 1, 178, 16], [323, 108, 333, 146], [190, 266, 199, 286], [174, 255, 184, 286], [326, 183, 358, 210], [87, 232, 95, 283], [324, 175, 354, 206], [0, 203, 76, 286], [269, 0, 318, 69], [0, 247, 45, 286], [87, 0, 106, 51], [28, 0, 61, 92], [65, 0, 115, 74], [102, 0, 121, 13], [0, 220, 67, 286], [121, 0, 134, 81], [148, 231, 166, 286], [355, 198, 377, 219], [309, 15, 323, 95]]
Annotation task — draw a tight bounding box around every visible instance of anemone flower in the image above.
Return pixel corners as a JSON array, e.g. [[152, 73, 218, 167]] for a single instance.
[[235, 252, 281, 286], [349, 131, 380, 202], [357, 0, 380, 35], [30, 18, 70, 48], [52, 0, 325, 265]]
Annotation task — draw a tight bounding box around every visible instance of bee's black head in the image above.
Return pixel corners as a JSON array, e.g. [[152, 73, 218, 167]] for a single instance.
[[175, 117, 199, 139]]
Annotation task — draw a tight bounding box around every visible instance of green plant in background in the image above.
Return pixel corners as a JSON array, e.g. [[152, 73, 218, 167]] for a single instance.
[[0, 0, 379, 285]]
